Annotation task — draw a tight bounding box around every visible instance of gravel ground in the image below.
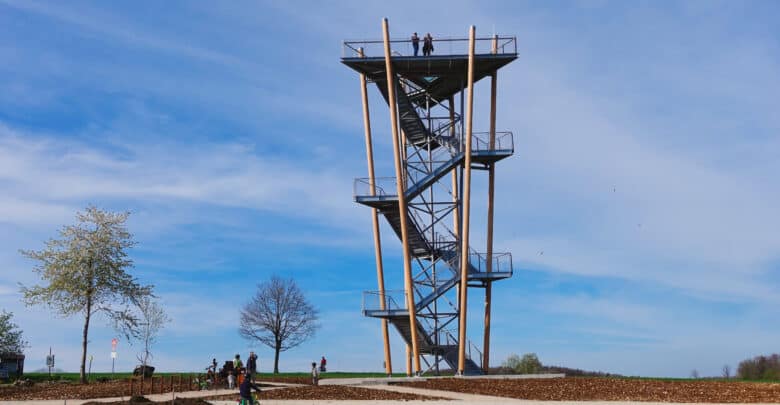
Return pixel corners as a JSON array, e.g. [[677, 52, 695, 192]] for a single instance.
[[397, 377, 780, 403]]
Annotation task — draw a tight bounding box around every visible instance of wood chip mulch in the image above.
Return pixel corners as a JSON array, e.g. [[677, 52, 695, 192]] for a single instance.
[[206, 385, 441, 401], [397, 377, 780, 403]]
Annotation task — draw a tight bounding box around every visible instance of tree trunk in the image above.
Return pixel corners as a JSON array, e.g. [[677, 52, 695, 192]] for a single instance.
[[80, 300, 92, 384], [273, 341, 280, 374]]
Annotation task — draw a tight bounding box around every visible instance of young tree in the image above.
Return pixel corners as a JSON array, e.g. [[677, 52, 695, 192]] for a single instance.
[[0, 310, 28, 354], [239, 276, 319, 373], [135, 296, 170, 372], [20, 206, 152, 384], [722, 364, 732, 379]]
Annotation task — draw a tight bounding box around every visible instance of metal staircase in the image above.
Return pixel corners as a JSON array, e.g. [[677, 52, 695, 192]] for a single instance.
[[354, 72, 513, 375]]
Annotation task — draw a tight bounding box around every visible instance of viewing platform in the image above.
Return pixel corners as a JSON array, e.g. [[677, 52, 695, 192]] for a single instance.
[[341, 37, 518, 102]]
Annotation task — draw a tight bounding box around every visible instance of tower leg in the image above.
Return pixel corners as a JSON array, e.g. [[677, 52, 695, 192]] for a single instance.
[[357, 47, 393, 377], [483, 34, 499, 374], [382, 17, 421, 375], [458, 25, 477, 375]]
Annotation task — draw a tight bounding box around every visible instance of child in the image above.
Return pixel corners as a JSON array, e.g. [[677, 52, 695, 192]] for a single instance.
[[228, 370, 236, 389], [311, 362, 319, 386]]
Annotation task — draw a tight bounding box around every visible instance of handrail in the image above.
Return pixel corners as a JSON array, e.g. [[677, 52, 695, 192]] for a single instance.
[[362, 290, 406, 313], [353, 132, 514, 200], [343, 36, 517, 58]]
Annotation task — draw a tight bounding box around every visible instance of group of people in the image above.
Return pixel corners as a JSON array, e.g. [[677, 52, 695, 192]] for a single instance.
[[410, 32, 434, 56]]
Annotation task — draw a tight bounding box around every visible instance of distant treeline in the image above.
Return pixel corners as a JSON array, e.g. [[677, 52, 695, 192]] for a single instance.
[[738, 354, 780, 380], [541, 365, 622, 377]]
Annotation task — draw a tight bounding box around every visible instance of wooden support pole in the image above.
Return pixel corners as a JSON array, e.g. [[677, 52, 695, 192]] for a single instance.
[[382, 17, 421, 375], [483, 34, 499, 374], [458, 25, 476, 375], [358, 47, 393, 377]]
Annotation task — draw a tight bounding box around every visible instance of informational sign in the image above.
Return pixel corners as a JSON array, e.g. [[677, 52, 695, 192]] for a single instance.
[[111, 351, 117, 359], [46, 354, 55, 367], [111, 338, 118, 351]]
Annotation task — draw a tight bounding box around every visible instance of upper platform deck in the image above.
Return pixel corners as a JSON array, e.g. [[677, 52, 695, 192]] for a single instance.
[[341, 36, 517, 81]]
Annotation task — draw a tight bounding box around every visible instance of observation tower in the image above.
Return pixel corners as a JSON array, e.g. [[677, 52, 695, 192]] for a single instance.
[[342, 19, 517, 376]]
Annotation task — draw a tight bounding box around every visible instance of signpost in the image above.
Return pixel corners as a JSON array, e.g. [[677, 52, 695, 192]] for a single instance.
[[111, 338, 118, 378], [45, 347, 55, 379], [88, 355, 93, 381]]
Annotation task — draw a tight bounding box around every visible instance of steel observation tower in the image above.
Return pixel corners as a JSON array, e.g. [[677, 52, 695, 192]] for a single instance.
[[342, 19, 517, 376]]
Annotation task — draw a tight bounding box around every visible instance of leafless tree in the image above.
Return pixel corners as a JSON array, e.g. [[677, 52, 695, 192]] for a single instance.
[[135, 296, 170, 374], [690, 369, 700, 379], [239, 276, 319, 373], [722, 364, 731, 379]]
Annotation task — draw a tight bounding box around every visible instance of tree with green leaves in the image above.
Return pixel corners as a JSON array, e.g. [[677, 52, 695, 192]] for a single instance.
[[503, 352, 542, 374], [0, 310, 27, 354], [239, 276, 319, 373], [20, 206, 152, 384]]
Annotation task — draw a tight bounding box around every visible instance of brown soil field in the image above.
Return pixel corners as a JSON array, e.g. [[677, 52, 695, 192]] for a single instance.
[[397, 377, 780, 403], [206, 385, 442, 401]]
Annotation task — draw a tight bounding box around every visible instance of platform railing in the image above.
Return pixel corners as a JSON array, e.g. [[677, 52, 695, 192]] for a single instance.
[[362, 289, 407, 313], [471, 131, 514, 153], [342, 36, 517, 58], [353, 177, 397, 199], [468, 251, 513, 275]]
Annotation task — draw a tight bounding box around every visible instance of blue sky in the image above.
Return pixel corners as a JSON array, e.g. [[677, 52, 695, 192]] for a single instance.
[[1, 0, 779, 378]]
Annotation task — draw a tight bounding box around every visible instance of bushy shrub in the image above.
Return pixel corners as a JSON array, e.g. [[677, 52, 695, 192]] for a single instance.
[[502, 353, 542, 374]]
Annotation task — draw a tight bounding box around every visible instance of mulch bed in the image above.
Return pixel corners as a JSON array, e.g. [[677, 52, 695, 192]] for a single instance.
[[84, 397, 210, 405], [397, 377, 780, 403], [0, 379, 137, 400], [206, 386, 440, 401]]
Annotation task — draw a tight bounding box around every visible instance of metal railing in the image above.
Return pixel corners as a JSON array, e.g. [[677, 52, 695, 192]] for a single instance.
[[353, 132, 514, 200], [342, 36, 517, 58], [353, 177, 397, 199], [471, 131, 514, 153], [468, 251, 513, 274], [362, 290, 407, 313]]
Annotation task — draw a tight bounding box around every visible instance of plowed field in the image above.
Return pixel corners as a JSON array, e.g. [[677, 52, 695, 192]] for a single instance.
[[398, 377, 780, 402]]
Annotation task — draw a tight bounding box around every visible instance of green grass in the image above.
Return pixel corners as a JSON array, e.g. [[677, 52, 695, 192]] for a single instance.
[[19, 371, 407, 383]]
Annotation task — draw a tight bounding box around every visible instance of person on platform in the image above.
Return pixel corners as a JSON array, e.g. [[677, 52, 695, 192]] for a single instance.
[[411, 32, 420, 56], [423, 33, 434, 56], [239, 370, 262, 405]]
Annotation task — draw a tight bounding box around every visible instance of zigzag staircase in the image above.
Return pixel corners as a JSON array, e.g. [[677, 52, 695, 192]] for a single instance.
[[355, 73, 513, 375]]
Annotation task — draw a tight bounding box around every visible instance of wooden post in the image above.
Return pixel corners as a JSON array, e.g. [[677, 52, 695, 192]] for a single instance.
[[483, 33, 499, 375], [130, 378, 134, 397], [358, 46, 393, 377], [458, 25, 476, 375], [382, 17, 421, 375]]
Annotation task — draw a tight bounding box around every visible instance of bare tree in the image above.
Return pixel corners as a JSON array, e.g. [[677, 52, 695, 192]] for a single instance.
[[690, 369, 700, 379], [135, 296, 170, 374], [20, 206, 152, 383], [239, 276, 319, 373], [722, 364, 731, 379]]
